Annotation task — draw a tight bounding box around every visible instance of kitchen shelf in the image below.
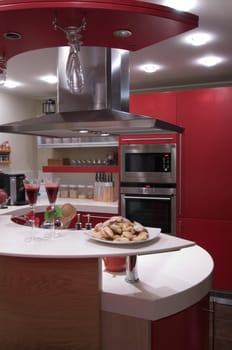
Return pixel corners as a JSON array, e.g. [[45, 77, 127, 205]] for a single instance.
[[0, 147, 11, 164], [37, 136, 118, 148], [42, 165, 119, 173]]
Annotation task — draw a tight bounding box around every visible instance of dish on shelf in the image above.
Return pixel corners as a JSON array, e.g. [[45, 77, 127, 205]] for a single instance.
[[85, 227, 161, 245]]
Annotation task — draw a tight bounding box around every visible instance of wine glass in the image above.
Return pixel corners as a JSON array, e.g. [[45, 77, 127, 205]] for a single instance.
[[23, 178, 40, 241], [45, 177, 60, 236]]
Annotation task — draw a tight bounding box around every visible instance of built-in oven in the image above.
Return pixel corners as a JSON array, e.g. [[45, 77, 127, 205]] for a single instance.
[[120, 143, 176, 184], [120, 185, 176, 235], [120, 142, 177, 235]]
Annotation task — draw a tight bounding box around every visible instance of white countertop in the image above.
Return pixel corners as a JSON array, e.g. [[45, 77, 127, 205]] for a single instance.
[[102, 245, 213, 320], [0, 213, 214, 321], [0, 215, 194, 258], [0, 197, 118, 216]]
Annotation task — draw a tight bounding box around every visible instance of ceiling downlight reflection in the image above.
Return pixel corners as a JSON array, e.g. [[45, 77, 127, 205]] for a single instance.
[[140, 64, 160, 73], [197, 56, 222, 67]]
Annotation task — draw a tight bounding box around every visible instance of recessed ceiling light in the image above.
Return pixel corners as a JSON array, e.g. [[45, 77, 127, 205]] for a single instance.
[[113, 30, 132, 38], [4, 80, 21, 88], [141, 64, 159, 73], [40, 75, 57, 84], [164, 0, 196, 12], [186, 33, 211, 46], [79, 129, 89, 134], [3, 31, 22, 40], [197, 56, 222, 67]]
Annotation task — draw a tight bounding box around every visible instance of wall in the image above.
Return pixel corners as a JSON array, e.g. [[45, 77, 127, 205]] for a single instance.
[[0, 91, 40, 177]]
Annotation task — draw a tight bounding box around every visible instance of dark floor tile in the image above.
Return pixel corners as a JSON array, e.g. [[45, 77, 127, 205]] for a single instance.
[[215, 304, 232, 321], [214, 338, 232, 350], [215, 318, 232, 341]]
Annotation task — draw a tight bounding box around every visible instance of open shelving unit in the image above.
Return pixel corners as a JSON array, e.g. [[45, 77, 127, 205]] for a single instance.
[[0, 145, 11, 164], [42, 165, 119, 173]]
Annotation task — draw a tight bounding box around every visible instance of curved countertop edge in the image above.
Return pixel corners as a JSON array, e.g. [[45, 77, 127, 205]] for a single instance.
[[0, 215, 195, 258], [0, 214, 213, 321], [101, 245, 214, 321], [0, 198, 118, 216]]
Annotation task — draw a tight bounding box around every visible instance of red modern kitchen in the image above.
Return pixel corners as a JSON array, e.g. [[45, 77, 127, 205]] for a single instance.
[[0, 1, 231, 349]]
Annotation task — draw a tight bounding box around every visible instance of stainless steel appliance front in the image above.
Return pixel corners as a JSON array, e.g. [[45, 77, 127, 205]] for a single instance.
[[120, 186, 176, 235], [120, 143, 176, 184]]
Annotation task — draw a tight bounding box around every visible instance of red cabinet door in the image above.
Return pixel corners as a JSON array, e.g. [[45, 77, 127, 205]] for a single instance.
[[152, 295, 210, 350], [177, 87, 232, 220], [178, 217, 232, 290], [130, 91, 177, 124]]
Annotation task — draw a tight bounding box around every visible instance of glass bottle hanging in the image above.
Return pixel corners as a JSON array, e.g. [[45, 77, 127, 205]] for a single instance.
[[66, 42, 84, 94], [65, 28, 84, 94]]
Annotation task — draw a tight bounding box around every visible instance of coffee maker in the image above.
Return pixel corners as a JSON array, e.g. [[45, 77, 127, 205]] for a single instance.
[[0, 173, 27, 205]]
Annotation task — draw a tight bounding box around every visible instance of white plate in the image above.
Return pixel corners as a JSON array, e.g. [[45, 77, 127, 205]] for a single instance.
[[85, 227, 161, 245]]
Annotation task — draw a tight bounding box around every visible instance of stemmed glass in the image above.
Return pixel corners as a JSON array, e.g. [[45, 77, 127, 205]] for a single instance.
[[23, 178, 40, 241], [45, 177, 60, 236]]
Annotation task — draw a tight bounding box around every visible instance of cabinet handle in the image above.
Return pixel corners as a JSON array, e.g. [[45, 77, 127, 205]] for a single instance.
[[178, 133, 183, 216], [178, 220, 182, 236], [121, 137, 175, 142], [124, 196, 171, 201]]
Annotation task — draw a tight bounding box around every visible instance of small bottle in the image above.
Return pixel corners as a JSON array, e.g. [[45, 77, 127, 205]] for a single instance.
[[76, 213, 82, 230], [85, 214, 92, 230]]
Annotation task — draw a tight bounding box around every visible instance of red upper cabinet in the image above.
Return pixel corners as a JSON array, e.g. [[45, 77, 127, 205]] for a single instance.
[[177, 87, 232, 221], [130, 92, 177, 124]]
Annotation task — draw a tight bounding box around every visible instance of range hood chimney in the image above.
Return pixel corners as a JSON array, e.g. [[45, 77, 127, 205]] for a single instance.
[[0, 47, 184, 138]]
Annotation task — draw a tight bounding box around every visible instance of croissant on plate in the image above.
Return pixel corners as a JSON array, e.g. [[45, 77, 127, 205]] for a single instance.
[[92, 216, 149, 242]]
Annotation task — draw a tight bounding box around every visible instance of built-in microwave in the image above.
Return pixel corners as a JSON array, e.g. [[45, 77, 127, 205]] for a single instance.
[[120, 143, 176, 184]]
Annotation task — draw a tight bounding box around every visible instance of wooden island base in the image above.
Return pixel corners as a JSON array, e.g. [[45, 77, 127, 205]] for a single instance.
[[0, 214, 213, 350], [0, 255, 100, 350]]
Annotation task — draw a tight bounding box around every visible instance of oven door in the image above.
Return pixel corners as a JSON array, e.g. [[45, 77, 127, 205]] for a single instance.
[[120, 192, 176, 235]]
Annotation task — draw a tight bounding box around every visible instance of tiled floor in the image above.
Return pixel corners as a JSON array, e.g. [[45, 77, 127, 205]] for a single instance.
[[209, 295, 232, 350]]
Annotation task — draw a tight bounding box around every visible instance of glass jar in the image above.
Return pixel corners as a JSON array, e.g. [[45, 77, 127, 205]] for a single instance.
[[86, 185, 94, 199], [60, 184, 69, 198], [69, 184, 78, 198], [77, 185, 86, 199]]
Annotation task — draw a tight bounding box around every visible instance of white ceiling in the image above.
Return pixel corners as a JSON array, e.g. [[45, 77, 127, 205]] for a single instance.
[[1, 0, 232, 99]]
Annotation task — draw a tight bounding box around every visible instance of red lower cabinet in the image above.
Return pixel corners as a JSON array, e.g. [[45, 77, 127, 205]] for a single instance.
[[102, 296, 210, 350], [177, 218, 232, 290], [151, 296, 210, 350]]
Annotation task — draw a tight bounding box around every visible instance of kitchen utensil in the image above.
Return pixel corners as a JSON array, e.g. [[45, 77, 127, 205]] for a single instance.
[[61, 203, 76, 228]]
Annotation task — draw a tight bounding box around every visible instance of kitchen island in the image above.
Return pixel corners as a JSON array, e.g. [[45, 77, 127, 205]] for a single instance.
[[0, 207, 213, 350], [0, 196, 118, 216]]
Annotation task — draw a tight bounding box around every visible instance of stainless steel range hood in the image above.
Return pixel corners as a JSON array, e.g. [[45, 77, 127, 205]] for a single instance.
[[0, 47, 184, 138]]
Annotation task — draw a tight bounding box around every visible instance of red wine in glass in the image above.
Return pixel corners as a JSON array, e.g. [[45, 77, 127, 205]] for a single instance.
[[45, 184, 59, 205], [45, 179, 60, 236], [23, 179, 40, 241], [25, 184, 40, 205]]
